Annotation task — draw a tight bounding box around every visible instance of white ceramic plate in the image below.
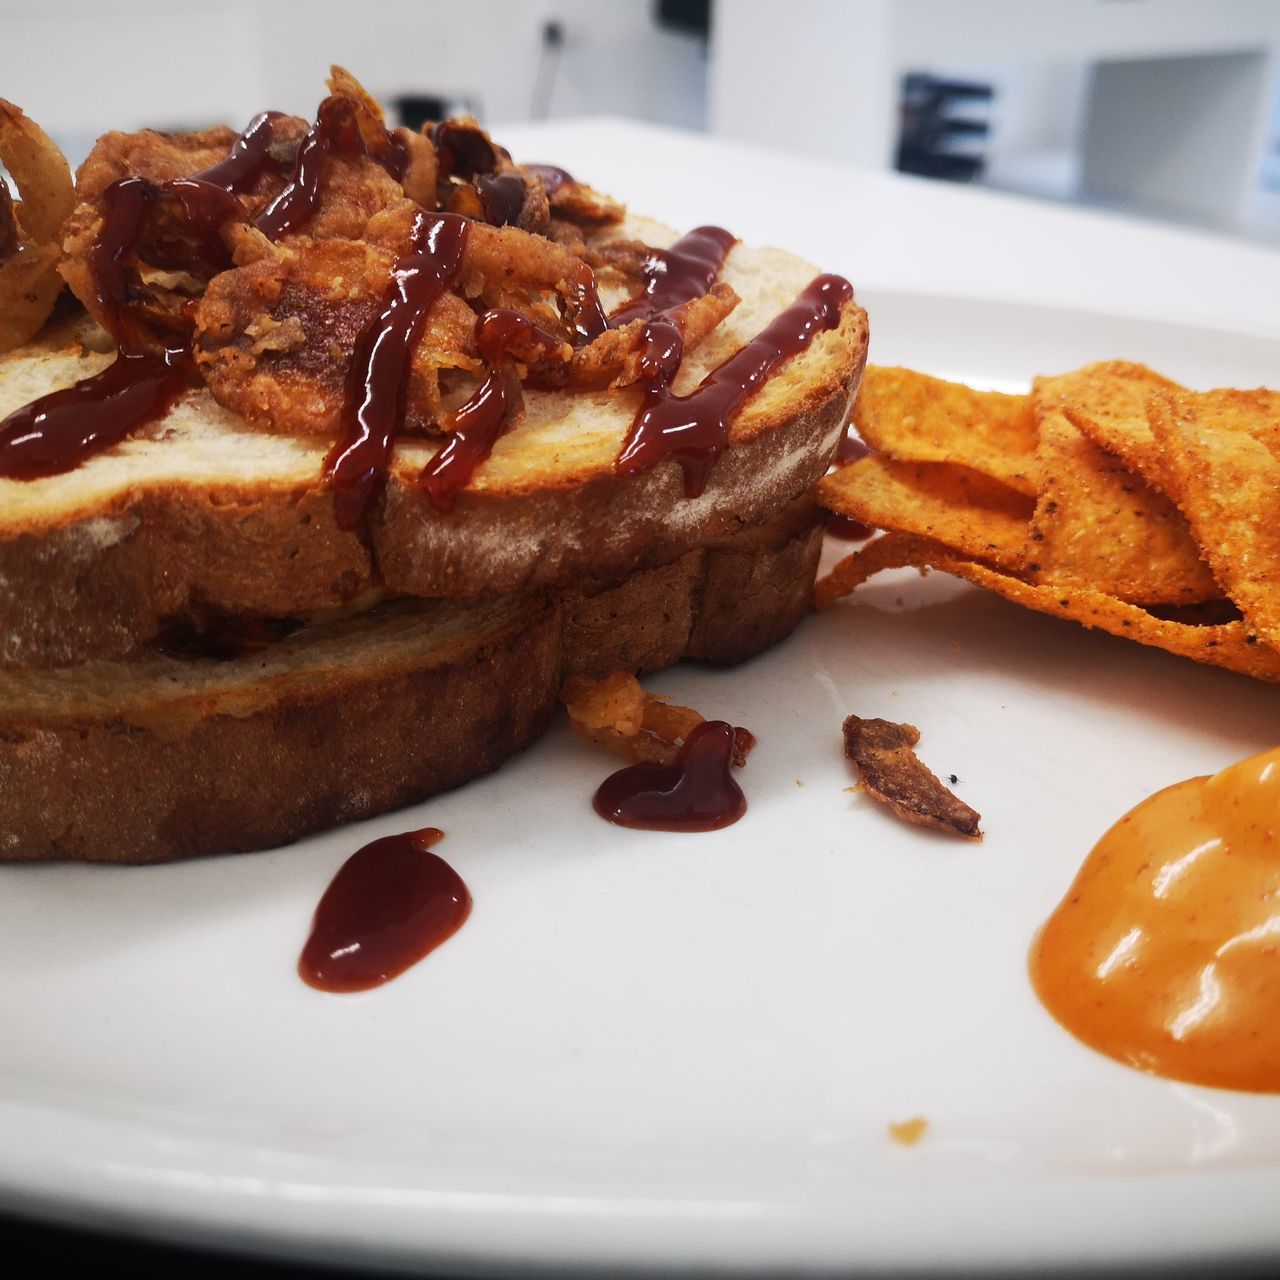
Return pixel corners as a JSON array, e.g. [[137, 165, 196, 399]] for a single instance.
[[3, 293, 1279, 1276]]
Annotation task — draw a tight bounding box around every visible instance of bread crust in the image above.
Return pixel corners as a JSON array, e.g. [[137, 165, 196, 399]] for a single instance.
[[0, 597, 562, 863], [0, 506, 823, 863], [0, 303, 867, 668]]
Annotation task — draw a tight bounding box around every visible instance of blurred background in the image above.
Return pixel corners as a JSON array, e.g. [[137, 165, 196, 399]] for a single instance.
[[2, 0, 1280, 243]]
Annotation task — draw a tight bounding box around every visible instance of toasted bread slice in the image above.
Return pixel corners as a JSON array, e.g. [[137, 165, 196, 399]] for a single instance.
[[0, 222, 867, 668], [0, 500, 822, 863]]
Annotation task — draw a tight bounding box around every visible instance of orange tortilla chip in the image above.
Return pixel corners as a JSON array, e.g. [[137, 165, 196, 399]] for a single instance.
[[816, 533, 1280, 682], [1055, 360, 1182, 489], [1148, 388, 1280, 652], [816, 455, 1032, 570], [814, 531, 929, 610], [1025, 381, 1217, 605], [852, 365, 1040, 496]]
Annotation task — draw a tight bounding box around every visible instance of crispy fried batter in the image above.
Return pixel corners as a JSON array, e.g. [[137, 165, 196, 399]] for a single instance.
[[842, 714, 981, 839], [0, 99, 75, 352], [62, 123, 297, 344], [192, 235, 482, 435], [548, 179, 625, 226], [522, 282, 739, 391], [0, 180, 15, 258], [543, 222, 650, 281], [561, 672, 753, 766], [61, 70, 434, 346], [431, 117, 503, 182]]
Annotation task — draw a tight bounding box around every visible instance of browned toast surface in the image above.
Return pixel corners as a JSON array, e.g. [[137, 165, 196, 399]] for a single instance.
[[0, 501, 823, 862]]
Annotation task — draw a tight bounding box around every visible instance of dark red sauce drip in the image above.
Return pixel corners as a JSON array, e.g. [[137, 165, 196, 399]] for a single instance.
[[0, 351, 187, 480], [419, 308, 562, 513], [90, 175, 158, 348], [0, 177, 192, 478], [475, 172, 526, 226], [825, 428, 873, 538], [193, 110, 289, 191], [299, 827, 471, 994], [257, 95, 407, 240], [566, 260, 609, 346], [836, 428, 870, 466], [826, 514, 874, 541], [523, 163, 574, 195], [610, 225, 737, 327], [617, 273, 853, 498], [593, 720, 749, 832], [326, 210, 470, 530], [154, 177, 246, 276]]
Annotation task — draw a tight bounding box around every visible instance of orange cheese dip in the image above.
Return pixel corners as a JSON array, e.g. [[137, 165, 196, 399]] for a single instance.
[[1030, 746, 1280, 1093]]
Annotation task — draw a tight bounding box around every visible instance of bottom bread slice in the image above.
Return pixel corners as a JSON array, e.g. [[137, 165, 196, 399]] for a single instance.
[[0, 504, 824, 863]]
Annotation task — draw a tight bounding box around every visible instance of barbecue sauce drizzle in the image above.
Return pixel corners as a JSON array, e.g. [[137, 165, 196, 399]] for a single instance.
[[258, 95, 409, 238], [299, 827, 471, 993], [419, 306, 564, 513], [619, 273, 854, 497], [411, 224, 744, 508], [827, 431, 873, 540], [0, 177, 191, 478], [325, 210, 470, 529], [593, 720, 749, 832], [610, 225, 737, 327]]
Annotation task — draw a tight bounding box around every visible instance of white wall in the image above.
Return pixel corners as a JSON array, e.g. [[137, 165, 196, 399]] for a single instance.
[[0, 0, 707, 159]]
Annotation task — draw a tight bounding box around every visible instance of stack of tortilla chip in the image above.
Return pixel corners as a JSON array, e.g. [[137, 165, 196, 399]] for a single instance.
[[816, 363, 1280, 682]]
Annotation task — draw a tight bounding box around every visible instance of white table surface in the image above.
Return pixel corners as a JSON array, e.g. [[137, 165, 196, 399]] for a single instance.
[[498, 117, 1280, 341]]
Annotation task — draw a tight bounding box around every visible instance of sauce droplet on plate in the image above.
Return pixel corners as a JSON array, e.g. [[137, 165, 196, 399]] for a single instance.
[[299, 827, 471, 993], [593, 720, 748, 832], [1030, 746, 1280, 1093]]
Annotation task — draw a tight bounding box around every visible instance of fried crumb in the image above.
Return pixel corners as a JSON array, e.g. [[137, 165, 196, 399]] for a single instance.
[[842, 715, 982, 839], [888, 1116, 927, 1146]]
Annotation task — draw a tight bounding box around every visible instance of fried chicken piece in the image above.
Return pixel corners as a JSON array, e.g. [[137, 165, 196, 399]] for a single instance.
[[445, 172, 552, 233], [561, 673, 754, 766], [75, 125, 244, 198], [842, 715, 981, 839], [192, 236, 482, 436], [0, 99, 76, 351], [61, 69, 435, 350], [431, 117, 504, 182], [548, 180, 625, 226], [521, 282, 739, 391]]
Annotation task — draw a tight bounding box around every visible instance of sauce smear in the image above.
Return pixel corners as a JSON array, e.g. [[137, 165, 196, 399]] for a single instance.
[[610, 225, 737, 327], [0, 176, 191, 478], [826, 431, 873, 540], [419, 306, 563, 512], [593, 720, 748, 832], [1030, 745, 1280, 1093], [299, 827, 471, 993], [618, 273, 853, 497], [326, 210, 471, 528]]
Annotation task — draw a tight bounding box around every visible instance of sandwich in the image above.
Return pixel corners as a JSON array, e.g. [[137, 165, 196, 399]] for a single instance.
[[0, 69, 869, 863]]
